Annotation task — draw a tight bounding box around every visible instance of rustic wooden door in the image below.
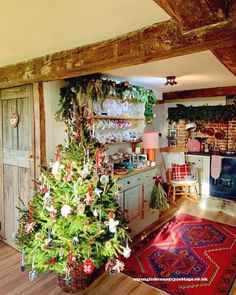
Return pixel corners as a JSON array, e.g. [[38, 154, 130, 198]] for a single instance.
[[0, 85, 35, 248]]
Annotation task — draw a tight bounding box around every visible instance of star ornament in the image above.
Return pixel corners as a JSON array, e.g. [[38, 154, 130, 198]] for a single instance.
[[25, 222, 36, 233]]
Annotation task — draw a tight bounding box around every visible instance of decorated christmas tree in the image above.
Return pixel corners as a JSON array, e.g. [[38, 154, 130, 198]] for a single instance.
[[16, 82, 131, 291]]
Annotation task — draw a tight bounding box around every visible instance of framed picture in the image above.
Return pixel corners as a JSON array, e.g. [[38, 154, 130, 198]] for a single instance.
[[168, 129, 177, 137], [226, 95, 236, 105]]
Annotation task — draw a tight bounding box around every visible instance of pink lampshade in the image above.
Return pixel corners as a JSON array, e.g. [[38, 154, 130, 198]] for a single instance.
[[143, 132, 159, 149]]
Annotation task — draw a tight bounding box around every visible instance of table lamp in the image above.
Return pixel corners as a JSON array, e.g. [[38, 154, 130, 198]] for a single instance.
[[143, 132, 159, 162]]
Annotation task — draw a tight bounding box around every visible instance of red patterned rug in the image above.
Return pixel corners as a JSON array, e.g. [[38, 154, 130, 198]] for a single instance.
[[123, 213, 236, 295]]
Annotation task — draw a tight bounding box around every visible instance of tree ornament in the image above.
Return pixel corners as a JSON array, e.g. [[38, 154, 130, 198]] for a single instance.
[[72, 236, 79, 245], [108, 210, 115, 219], [51, 256, 56, 265], [77, 203, 85, 214], [41, 186, 48, 194], [59, 247, 64, 256], [106, 218, 119, 233], [28, 257, 38, 281], [82, 258, 95, 275], [94, 188, 102, 197], [105, 241, 112, 249], [51, 161, 60, 177], [19, 252, 25, 272], [106, 259, 124, 276], [65, 268, 72, 285], [43, 191, 52, 204], [88, 183, 93, 197], [84, 193, 95, 206], [35, 232, 44, 240], [100, 175, 109, 184], [25, 222, 36, 234], [93, 208, 98, 217], [61, 204, 73, 217], [123, 243, 131, 258], [46, 205, 57, 214]]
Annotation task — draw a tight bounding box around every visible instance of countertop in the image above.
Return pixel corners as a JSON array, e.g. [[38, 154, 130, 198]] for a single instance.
[[114, 165, 158, 180], [187, 152, 236, 158]]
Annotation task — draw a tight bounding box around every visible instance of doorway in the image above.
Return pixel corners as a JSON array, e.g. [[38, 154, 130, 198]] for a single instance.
[[0, 85, 36, 248]]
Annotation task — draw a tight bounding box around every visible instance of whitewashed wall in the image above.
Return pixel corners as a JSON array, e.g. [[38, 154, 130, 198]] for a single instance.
[[43, 80, 67, 163]]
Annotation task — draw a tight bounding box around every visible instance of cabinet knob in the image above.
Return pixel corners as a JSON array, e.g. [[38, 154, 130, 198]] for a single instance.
[[127, 181, 130, 184], [138, 178, 141, 181]]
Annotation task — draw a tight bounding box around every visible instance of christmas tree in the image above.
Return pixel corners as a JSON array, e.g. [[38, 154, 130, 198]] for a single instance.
[[16, 86, 131, 288]]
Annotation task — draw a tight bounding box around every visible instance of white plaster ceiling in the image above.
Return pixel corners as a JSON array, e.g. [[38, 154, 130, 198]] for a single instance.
[[0, 0, 169, 67], [104, 51, 236, 95], [0, 1, 235, 94]]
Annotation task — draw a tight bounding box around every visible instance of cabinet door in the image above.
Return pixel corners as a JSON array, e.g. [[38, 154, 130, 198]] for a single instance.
[[143, 179, 155, 217], [124, 185, 141, 225]]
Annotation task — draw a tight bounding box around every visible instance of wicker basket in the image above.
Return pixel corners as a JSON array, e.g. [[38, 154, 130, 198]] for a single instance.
[[57, 264, 92, 293]]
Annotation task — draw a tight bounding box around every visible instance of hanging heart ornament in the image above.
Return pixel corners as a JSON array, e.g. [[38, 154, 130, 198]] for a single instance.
[[10, 112, 19, 127]]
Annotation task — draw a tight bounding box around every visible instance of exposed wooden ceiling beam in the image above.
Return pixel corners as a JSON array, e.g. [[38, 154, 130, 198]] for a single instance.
[[163, 86, 236, 101], [210, 2, 236, 75], [153, 0, 228, 30], [0, 17, 236, 89]]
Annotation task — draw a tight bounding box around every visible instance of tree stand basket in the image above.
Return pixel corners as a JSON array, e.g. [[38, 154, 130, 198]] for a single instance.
[[57, 265, 92, 293]]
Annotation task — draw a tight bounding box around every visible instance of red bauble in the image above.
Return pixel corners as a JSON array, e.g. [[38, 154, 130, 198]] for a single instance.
[[51, 256, 56, 265], [82, 258, 95, 275]]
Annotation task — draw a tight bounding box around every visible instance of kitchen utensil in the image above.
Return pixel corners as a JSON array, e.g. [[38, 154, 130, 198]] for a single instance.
[[200, 127, 207, 134], [206, 128, 215, 136], [215, 121, 225, 140]]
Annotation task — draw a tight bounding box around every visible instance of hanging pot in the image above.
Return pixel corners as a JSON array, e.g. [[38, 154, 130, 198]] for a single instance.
[[215, 121, 225, 140], [200, 127, 207, 134], [206, 128, 215, 136]]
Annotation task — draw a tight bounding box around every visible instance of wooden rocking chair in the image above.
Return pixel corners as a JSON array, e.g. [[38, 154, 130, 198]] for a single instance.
[[160, 147, 199, 204]]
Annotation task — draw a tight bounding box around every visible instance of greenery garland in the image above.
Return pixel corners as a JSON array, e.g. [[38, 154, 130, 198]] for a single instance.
[[55, 74, 157, 122], [168, 104, 236, 123]]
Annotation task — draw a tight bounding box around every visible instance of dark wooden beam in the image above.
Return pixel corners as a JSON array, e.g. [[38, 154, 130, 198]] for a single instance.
[[153, 0, 228, 30], [212, 43, 236, 75], [163, 86, 236, 101], [0, 18, 236, 89]]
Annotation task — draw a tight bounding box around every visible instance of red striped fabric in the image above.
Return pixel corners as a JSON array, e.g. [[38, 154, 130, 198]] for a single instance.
[[172, 163, 191, 181]]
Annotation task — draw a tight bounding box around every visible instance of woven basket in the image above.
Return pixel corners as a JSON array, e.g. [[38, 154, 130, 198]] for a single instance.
[[57, 264, 92, 293]]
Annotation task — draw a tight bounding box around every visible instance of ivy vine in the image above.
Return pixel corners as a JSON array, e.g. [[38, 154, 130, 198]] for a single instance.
[[55, 74, 157, 122], [168, 104, 236, 123]]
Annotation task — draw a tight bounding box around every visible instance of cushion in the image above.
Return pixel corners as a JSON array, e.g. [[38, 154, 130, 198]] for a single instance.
[[172, 163, 191, 181]]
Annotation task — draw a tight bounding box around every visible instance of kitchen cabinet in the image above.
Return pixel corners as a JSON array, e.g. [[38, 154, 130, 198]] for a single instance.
[[124, 185, 142, 224], [117, 167, 160, 236], [185, 154, 210, 196]]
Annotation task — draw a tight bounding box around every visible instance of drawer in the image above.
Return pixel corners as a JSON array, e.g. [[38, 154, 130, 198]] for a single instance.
[[142, 168, 158, 181], [118, 174, 143, 191]]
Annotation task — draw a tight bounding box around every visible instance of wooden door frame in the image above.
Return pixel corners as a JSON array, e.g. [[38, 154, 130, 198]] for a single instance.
[[0, 83, 45, 241]]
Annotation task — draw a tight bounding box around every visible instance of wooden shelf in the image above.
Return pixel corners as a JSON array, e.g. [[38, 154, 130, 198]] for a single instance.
[[93, 115, 144, 120], [110, 157, 130, 163], [105, 140, 142, 145]]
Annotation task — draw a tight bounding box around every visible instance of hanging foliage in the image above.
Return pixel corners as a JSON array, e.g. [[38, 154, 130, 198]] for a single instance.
[[168, 104, 236, 123], [55, 74, 157, 122]]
